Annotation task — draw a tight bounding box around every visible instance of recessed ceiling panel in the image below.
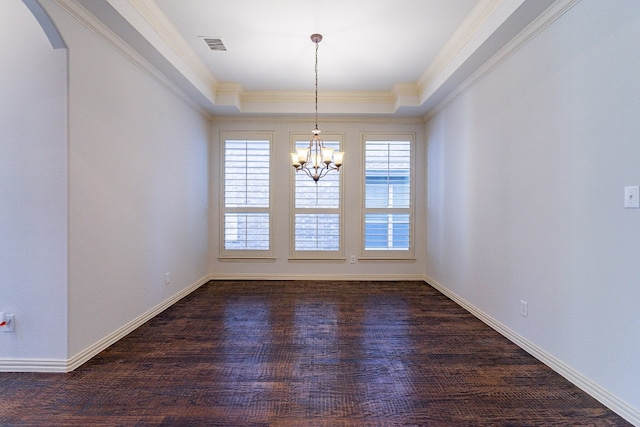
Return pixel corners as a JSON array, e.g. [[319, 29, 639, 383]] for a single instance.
[[153, 0, 479, 92]]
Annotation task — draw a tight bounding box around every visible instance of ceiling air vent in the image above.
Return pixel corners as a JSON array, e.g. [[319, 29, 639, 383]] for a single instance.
[[201, 37, 227, 51]]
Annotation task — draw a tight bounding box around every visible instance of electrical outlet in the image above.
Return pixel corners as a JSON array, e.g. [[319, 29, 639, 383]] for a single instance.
[[4, 314, 15, 332], [350, 255, 356, 264], [165, 272, 171, 285], [520, 300, 528, 318]]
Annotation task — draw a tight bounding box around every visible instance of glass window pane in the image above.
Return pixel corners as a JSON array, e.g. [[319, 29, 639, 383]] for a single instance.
[[224, 213, 270, 250], [293, 136, 341, 254], [225, 140, 270, 208], [222, 136, 271, 253], [295, 140, 340, 209], [364, 214, 410, 250], [365, 141, 410, 209], [295, 214, 340, 251]]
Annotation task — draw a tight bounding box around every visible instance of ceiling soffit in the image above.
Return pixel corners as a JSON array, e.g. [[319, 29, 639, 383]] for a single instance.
[[72, 0, 567, 118]]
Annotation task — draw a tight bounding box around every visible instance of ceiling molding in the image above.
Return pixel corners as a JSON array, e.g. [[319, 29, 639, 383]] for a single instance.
[[417, 0, 537, 106], [212, 87, 410, 115], [51, 0, 214, 119], [210, 115, 426, 125], [126, 0, 218, 90], [417, 0, 503, 95], [59, 0, 565, 118], [116, 5, 417, 115], [424, 0, 582, 122], [241, 91, 396, 104], [99, 0, 482, 115]]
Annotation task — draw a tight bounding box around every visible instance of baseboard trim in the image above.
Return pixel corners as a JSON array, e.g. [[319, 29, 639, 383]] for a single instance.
[[209, 273, 425, 281], [0, 358, 68, 373], [0, 275, 212, 373], [65, 274, 212, 372], [424, 275, 640, 427]]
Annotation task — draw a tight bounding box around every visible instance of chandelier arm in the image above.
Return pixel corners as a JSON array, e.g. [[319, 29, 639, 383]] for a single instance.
[[298, 166, 314, 180], [317, 166, 331, 180]]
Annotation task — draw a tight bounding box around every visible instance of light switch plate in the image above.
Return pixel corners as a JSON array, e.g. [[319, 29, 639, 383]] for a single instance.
[[4, 314, 14, 332], [624, 186, 640, 208]]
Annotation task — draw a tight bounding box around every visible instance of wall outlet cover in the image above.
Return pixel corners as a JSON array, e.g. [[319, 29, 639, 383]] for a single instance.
[[624, 186, 640, 208]]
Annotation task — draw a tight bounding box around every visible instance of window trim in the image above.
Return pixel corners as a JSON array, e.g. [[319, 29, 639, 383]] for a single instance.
[[289, 131, 345, 261], [360, 132, 415, 261], [219, 131, 275, 260]]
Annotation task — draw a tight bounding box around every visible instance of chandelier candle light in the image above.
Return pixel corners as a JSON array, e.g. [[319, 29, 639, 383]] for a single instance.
[[291, 34, 344, 182]]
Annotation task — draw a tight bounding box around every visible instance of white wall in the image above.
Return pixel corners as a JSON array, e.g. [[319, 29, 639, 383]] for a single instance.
[[0, 0, 68, 362], [210, 118, 426, 279], [426, 0, 640, 420], [41, 2, 210, 359]]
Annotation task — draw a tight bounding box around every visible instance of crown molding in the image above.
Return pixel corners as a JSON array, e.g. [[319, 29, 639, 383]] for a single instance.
[[56, 0, 567, 118], [418, 0, 503, 95], [126, 0, 218, 90], [241, 91, 395, 104], [77, 0, 421, 116], [51, 0, 215, 119], [210, 87, 409, 115], [210, 115, 425, 125], [159, 0, 558, 117], [424, 0, 582, 122]]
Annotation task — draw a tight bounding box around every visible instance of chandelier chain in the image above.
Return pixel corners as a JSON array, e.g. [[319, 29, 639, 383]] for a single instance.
[[290, 33, 343, 182], [315, 38, 319, 130]]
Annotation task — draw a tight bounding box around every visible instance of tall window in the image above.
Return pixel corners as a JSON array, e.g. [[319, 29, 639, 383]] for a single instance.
[[291, 133, 344, 259], [221, 132, 273, 258], [363, 134, 413, 258]]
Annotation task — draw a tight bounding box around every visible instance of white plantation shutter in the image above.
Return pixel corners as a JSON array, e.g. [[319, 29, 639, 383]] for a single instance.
[[294, 214, 340, 251], [222, 136, 272, 256], [292, 136, 343, 257], [223, 213, 269, 250], [363, 137, 413, 256]]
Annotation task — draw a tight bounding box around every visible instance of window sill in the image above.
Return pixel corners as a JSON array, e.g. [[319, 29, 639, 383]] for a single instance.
[[288, 257, 346, 263], [357, 257, 416, 262], [218, 256, 276, 263]]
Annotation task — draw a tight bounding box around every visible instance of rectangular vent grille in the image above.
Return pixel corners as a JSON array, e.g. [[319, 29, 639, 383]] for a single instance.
[[201, 37, 227, 51]]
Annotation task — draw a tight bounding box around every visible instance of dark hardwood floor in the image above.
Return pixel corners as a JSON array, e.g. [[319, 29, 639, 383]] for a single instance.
[[0, 280, 630, 426]]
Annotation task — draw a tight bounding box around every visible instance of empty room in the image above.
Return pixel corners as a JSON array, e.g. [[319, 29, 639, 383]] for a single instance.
[[1, 0, 639, 425]]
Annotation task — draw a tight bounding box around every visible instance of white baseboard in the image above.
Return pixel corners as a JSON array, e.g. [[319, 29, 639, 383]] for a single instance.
[[425, 275, 640, 427], [0, 275, 211, 373], [66, 274, 212, 372], [0, 358, 68, 373], [208, 273, 425, 281]]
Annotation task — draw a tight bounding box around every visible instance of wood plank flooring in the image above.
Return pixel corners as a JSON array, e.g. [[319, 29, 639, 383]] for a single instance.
[[0, 280, 631, 426]]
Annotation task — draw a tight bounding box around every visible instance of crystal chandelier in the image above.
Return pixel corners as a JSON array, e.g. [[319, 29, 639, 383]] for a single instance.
[[291, 34, 344, 182]]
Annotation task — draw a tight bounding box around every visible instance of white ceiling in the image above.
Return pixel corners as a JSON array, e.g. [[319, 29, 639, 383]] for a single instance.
[[78, 0, 558, 117], [152, 0, 478, 92]]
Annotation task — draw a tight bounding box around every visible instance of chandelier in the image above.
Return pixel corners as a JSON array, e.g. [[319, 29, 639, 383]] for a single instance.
[[291, 34, 344, 182]]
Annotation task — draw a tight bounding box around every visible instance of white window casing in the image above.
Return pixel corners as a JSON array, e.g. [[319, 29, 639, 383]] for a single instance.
[[220, 131, 274, 260], [290, 132, 345, 260], [361, 133, 415, 260]]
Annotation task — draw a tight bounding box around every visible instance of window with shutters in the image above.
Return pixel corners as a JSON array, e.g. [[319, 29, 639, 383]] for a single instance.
[[291, 132, 344, 259], [362, 134, 414, 259], [220, 132, 273, 259]]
